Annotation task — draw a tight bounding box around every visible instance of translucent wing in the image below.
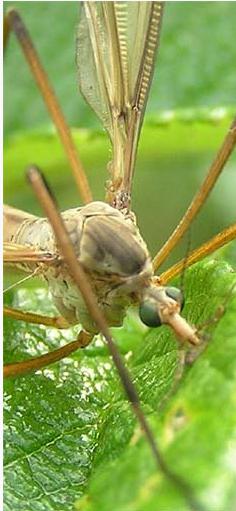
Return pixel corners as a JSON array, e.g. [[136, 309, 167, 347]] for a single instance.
[[77, 1, 164, 209]]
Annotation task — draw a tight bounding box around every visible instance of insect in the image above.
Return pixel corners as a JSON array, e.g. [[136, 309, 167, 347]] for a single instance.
[[3, 3, 236, 511]]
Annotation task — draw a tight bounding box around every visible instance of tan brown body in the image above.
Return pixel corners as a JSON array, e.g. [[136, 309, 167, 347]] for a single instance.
[[4, 201, 153, 333]]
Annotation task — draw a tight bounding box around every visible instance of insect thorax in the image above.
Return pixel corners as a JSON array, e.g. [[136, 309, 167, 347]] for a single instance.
[[12, 201, 153, 332]]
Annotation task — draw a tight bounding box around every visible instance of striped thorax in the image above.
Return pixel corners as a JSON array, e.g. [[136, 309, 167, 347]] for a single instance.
[[4, 201, 153, 333]]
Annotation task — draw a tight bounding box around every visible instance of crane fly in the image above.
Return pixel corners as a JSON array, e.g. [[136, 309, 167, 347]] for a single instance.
[[3, 3, 236, 510]]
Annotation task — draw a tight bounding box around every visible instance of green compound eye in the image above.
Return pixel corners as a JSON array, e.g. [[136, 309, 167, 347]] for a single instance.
[[165, 286, 185, 311], [139, 300, 162, 327]]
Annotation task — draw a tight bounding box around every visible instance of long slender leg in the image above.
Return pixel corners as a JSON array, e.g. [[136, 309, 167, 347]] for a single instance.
[[25, 166, 205, 511], [4, 306, 70, 329], [3, 10, 11, 51], [153, 117, 236, 271], [4, 9, 92, 204], [4, 331, 92, 378], [158, 223, 236, 284]]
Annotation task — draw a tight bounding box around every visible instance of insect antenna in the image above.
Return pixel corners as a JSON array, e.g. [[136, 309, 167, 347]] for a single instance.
[[27, 165, 206, 511]]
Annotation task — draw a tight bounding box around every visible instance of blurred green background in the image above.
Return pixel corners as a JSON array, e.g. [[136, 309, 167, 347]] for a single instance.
[[4, 1, 236, 271]]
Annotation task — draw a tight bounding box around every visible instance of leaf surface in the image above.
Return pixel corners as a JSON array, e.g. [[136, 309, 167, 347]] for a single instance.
[[4, 257, 236, 511]]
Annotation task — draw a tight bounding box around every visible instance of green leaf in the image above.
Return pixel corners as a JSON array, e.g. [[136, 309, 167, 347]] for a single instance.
[[4, 116, 236, 510], [4, 259, 236, 511]]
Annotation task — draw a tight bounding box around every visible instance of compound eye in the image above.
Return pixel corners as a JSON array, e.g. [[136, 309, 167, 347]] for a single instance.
[[165, 286, 185, 311], [139, 300, 162, 327]]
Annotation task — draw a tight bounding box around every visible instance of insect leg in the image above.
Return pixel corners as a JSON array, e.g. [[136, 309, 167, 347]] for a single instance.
[[3, 8, 92, 204], [4, 306, 70, 329], [4, 331, 92, 378], [159, 223, 236, 284], [152, 116, 236, 271], [26, 165, 206, 511], [3, 9, 11, 52]]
